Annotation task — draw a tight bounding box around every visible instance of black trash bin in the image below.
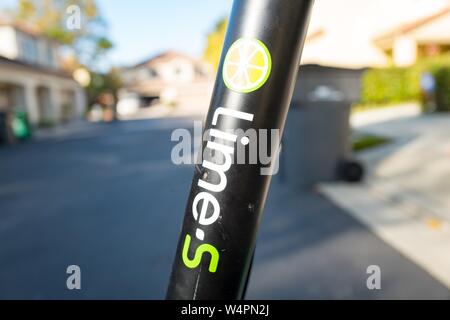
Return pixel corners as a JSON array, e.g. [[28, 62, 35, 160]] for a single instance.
[[0, 111, 14, 145], [279, 64, 365, 188]]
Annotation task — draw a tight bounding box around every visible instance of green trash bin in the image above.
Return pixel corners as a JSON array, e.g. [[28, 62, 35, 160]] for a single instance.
[[12, 111, 32, 140]]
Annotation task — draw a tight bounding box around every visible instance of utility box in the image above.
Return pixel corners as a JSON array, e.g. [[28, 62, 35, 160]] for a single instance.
[[278, 64, 365, 188]]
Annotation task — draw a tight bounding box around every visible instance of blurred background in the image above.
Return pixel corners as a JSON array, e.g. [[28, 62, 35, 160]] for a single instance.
[[0, 0, 450, 299]]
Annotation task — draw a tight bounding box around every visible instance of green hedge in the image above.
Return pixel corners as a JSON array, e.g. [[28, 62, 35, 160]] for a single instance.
[[361, 54, 450, 111], [361, 67, 419, 104], [434, 67, 450, 112]]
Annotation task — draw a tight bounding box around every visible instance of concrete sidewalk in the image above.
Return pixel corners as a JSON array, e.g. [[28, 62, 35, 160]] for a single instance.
[[351, 102, 421, 128], [32, 120, 102, 141], [321, 113, 450, 289]]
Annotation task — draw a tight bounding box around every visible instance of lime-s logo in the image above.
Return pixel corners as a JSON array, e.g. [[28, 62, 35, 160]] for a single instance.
[[182, 234, 219, 273], [223, 38, 272, 93], [180, 103, 256, 274]]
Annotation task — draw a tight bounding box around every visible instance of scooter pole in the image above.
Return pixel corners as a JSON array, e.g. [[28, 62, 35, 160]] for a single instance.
[[167, 0, 314, 300]]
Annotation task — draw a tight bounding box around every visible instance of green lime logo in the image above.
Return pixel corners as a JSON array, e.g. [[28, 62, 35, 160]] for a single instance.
[[182, 234, 219, 273], [223, 38, 272, 93]]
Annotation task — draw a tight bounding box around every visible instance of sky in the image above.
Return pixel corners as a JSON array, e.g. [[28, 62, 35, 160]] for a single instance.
[[97, 0, 233, 67], [0, 0, 233, 67], [3, 0, 448, 69]]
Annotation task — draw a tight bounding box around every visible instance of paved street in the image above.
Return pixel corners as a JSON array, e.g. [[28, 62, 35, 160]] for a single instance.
[[0, 119, 449, 299]]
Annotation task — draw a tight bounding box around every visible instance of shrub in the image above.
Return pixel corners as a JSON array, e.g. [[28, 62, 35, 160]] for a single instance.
[[434, 67, 450, 112], [352, 134, 390, 152], [361, 67, 420, 105], [360, 54, 450, 108]]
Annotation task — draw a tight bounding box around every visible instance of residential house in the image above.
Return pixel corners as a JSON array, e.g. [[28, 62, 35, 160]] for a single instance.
[[374, 6, 450, 66], [0, 20, 86, 127], [302, 0, 450, 68], [117, 51, 213, 115]]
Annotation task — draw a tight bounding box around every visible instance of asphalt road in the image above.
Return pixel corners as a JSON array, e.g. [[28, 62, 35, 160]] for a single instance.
[[0, 119, 449, 299]]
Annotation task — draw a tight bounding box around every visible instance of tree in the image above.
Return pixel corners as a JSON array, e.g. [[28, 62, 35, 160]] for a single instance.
[[14, 0, 113, 71], [203, 18, 228, 71], [86, 68, 122, 105]]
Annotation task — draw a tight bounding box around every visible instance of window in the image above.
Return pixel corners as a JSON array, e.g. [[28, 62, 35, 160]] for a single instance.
[[20, 34, 38, 64], [418, 43, 450, 59], [148, 68, 158, 78], [46, 43, 55, 67]]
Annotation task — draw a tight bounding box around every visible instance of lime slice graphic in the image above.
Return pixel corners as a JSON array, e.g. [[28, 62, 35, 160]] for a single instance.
[[223, 38, 272, 93]]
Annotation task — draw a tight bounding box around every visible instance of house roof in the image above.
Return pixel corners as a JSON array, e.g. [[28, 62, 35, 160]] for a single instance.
[[0, 55, 73, 80], [132, 51, 199, 69], [305, 28, 325, 42], [0, 17, 59, 43], [374, 6, 450, 46]]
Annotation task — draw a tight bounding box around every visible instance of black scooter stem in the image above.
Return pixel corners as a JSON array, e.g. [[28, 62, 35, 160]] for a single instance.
[[167, 0, 314, 300]]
